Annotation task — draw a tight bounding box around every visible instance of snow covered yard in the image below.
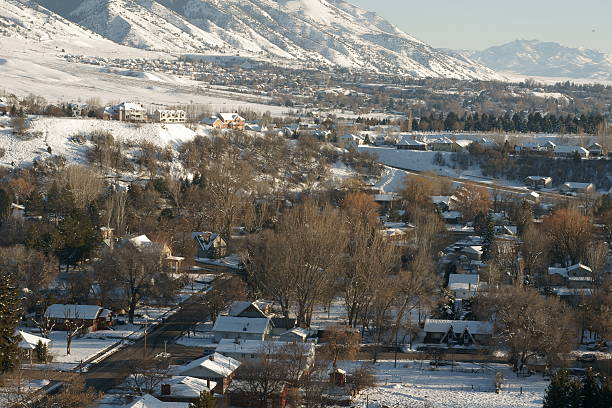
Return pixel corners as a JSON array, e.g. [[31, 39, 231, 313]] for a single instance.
[[347, 360, 547, 408], [46, 330, 117, 366]]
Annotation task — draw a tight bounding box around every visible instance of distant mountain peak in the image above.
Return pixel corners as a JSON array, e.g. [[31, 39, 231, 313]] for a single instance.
[[467, 39, 612, 81]]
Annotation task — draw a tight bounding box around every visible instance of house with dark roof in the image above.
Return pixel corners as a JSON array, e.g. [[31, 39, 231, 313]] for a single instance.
[[423, 319, 493, 346], [192, 232, 227, 259]]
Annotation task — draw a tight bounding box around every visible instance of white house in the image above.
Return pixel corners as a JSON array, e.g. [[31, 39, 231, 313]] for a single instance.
[[211, 316, 270, 342], [560, 182, 595, 194], [156, 376, 216, 402], [279, 327, 309, 343], [395, 136, 428, 150], [18, 331, 51, 350], [554, 145, 589, 158], [104, 102, 147, 122], [447, 274, 480, 299], [338, 133, 364, 149], [172, 353, 240, 394]]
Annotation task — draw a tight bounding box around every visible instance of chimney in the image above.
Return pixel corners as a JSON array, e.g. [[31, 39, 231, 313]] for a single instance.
[[206, 379, 210, 389], [161, 384, 171, 396], [209, 355, 215, 362]]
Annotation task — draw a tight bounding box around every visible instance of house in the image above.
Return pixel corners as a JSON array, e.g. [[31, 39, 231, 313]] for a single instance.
[[156, 377, 216, 403], [125, 394, 189, 408], [423, 319, 493, 346], [395, 136, 428, 151], [279, 327, 309, 343], [103, 102, 147, 122], [192, 232, 227, 259], [118, 235, 172, 257], [554, 145, 589, 158], [587, 142, 603, 156], [373, 192, 400, 212], [228, 301, 270, 318], [338, 133, 364, 149], [560, 182, 595, 194], [441, 211, 463, 224], [215, 339, 315, 363], [447, 274, 480, 299], [373, 134, 387, 146], [548, 264, 593, 289], [10, 203, 25, 218], [524, 176, 552, 189], [202, 113, 245, 130], [211, 316, 271, 342], [172, 353, 241, 394], [18, 331, 52, 351], [154, 110, 186, 123], [430, 137, 469, 152], [44, 304, 112, 332], [432, 195, 458, 212], [460, 245, 483, 261]]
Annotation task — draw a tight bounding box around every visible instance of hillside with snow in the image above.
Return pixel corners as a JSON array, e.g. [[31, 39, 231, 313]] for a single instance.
[[465, 39, 612, 81], [18, 0, 502, 80]]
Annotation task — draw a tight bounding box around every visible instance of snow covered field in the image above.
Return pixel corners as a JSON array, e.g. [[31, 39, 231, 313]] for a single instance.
[[349, 360, 548, 408]]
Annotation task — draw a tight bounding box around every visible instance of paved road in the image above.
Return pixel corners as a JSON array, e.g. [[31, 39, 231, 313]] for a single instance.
[[83, 288, 215, 392], [384, 163, 575, 202]]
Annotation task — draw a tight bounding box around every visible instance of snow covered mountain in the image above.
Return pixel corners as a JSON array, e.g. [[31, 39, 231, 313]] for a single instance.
[[16, 0, 502, 80], [467, 40, 612, 81]]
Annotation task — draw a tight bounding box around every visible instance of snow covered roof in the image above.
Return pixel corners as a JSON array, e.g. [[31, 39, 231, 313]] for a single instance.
[[442, 211, 462, 219], [125, 394, 188, 408], [192, 232, 225, 251], [555, 145, 589, 154], [448, 274, 479, 286], [424, 319, 493, 335], [174, 353, 241, 378], [562, 182, 594, 190], [396, 136, 427, 146], [18, 331, 51, 350], [228, 301, 267, 317], [548, 264, 592, 278], [461, 246, 483, 255], [339, 133, 363, 141], [455, 139, 473, 148], [212, 316, 270, 334], [127, 235, 153, 248], [156, 377, 216, 398], [218, 112, 244, 122], [525, 176, 552, 182], [44, 304, 105, 320], [280, 327, 309, 340]]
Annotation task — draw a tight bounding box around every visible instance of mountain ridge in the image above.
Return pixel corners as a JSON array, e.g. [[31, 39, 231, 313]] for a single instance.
[[1, 0, 503, 81]]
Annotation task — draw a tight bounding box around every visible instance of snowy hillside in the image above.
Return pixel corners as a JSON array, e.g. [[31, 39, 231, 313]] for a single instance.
[[0, 116, 199, 167], [23, 0, 502, 80], [466, 39, 612, 81]]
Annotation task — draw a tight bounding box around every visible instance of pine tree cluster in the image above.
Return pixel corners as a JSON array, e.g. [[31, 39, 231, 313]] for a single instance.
[[543, 368, 611, 408]]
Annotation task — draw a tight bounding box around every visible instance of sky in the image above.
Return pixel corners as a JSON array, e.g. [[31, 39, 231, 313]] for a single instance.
[[348, 0, 612, 53]]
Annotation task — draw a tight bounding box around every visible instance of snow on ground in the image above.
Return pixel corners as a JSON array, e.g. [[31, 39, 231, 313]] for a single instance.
[[346, 360, 548, 408], [0, 37, 288, 114], [0, 115, 199, 167], [374, 167, 408, 193], [329, 159, 358, 183], [46, 330, 117, 366]]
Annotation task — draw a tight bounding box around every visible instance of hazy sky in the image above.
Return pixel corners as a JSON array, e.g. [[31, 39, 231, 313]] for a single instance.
[[348, 0, 612, 53]]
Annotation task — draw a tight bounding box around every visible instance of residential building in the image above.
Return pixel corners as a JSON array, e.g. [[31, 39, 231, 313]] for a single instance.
[[423, 319, 493, 346], [202, 113, 245, 130], [430, 137, 470, 152], [192, 232, 227, 259], [524, 176, 552, 189], [560, 182, 595, 194], [395, 136, 428, 150], [215, 339, 315, 363], [125, 394, 188, 408], [44, 304, 112, 332], [587, 142, 603, 156], [211, 316, 271, 342], [338, 133, 364, 149], [154, 110, 186, 123], [172, 353, 241, 394], [156, 377, 216, 403], [279, 327, 309, 343], [548, 264, 593, 289], [554, 145, 589, 158], [447, 274, 481, 299], [103, 102, 147, 122], [227, 301, 271, 318]]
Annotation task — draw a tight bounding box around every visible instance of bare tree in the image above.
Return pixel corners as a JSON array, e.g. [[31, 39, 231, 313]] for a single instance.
[[126, 356, 171, 396], [64, 311, 85, 356], [320, 325, 361, 369], [57, 165, 105, 209]]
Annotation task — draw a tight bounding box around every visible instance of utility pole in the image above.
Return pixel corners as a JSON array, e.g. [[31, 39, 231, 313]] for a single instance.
[[143, 316, 148, 358]]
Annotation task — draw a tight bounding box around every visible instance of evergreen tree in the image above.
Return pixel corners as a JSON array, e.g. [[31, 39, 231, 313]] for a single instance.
[[543, 370, 582, 408], [581, 368, 612, 408], [0, 272, 21, 373], [480, 214, 496, 261], [189, 391, 216, 408]]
